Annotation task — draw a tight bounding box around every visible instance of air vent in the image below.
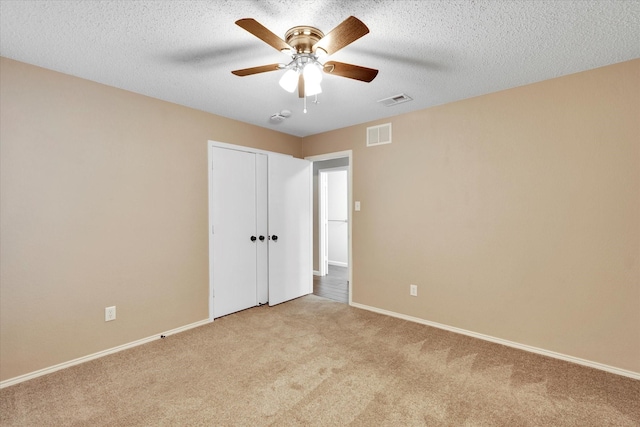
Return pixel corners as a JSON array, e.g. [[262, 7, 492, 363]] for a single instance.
[[377, 93, 413, 107], [367, 123, 392, 147]]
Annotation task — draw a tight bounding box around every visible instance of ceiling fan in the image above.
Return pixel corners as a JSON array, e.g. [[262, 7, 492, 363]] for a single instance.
[[231, 16, 378, 106]]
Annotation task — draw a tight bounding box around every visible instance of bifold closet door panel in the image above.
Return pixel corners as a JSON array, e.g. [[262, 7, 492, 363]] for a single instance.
[[256, 153, 268, 305], [268, 154, 312, 306], [211, 147, 258, 318]]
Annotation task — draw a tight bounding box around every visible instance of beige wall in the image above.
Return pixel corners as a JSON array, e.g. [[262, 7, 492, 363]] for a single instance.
[[303, 59, 640, 373], [2, 56, 638, 382], [0, 57, 302, 381]]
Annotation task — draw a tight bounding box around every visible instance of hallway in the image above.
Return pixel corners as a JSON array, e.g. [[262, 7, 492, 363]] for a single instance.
[[312, 265, 348, 304]]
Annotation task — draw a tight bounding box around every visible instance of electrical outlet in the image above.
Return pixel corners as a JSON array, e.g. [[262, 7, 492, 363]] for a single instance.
[[410, 284, 418, 297], [105, 306, 116, 322]]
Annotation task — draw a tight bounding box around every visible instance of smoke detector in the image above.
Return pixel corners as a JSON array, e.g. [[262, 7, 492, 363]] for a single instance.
[[270, 109, 292, 123]]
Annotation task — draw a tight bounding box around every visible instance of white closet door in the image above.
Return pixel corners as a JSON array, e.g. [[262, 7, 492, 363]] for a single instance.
[[268, 155, 312, 306], [211, 147, 258, 318], [255, 153, 269, 305]]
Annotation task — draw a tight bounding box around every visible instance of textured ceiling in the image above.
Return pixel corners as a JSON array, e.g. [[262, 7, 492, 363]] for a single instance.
[[1, 0, 639, 137]]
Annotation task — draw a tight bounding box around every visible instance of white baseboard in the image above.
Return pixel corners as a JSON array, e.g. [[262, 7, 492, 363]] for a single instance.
[[0, 318, 211, 389], [313, 270, 321, 276], [328, 261, 348, 267], [349, 302, 640, 380]]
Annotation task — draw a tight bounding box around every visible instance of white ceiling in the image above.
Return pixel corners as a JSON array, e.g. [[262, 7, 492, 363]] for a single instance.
[[1, 0, 639, 137]]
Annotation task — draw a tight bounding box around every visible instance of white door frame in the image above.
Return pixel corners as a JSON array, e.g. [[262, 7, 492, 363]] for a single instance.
[[305, 150, 353, 305], [318, 166, 349, 275], [318, 170, 328, 276]]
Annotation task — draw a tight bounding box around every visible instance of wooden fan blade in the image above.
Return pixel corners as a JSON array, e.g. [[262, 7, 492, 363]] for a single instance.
[[231, 64, 281, 76], [312, 16, 369, 56], [323, 61, 378, 82], [298, 73, 305, 98], [235, 18, 291, 52]]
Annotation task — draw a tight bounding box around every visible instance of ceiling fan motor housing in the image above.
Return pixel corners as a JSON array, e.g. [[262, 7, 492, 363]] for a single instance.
[[284, 26, 324, 54]]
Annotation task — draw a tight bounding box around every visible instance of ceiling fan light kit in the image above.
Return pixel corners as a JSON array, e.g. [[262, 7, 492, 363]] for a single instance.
[[232, 16, 378, 114], [278, 53, 323, 95]]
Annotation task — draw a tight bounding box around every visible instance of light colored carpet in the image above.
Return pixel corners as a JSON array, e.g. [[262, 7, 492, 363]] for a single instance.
[[1, 295, 638, 426]]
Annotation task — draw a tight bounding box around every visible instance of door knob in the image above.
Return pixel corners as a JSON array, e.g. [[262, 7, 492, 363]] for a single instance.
[[271, 235, 278, 242], [259, 235, 265, 241], [250, 236, 257, 242]]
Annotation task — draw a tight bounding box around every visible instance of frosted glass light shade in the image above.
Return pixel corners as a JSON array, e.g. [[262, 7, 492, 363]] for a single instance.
[[302, 62, 323, 96], [279, 69, 298, 93], [303, 62, 323, 85]]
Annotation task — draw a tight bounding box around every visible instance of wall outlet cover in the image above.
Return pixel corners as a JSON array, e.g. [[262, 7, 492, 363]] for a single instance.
[[105, 306, 116, 322]]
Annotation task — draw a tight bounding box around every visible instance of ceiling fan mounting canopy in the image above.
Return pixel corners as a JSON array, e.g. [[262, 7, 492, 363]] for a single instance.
[[231, 16, 378, 99]]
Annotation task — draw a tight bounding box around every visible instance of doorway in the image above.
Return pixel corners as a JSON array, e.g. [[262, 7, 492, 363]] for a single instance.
[[305, 151, 352, 304]]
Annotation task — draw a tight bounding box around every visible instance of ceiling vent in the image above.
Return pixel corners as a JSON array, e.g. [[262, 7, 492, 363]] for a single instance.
[[367, 123, 392, 147], [377, 93, 413, 107]]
